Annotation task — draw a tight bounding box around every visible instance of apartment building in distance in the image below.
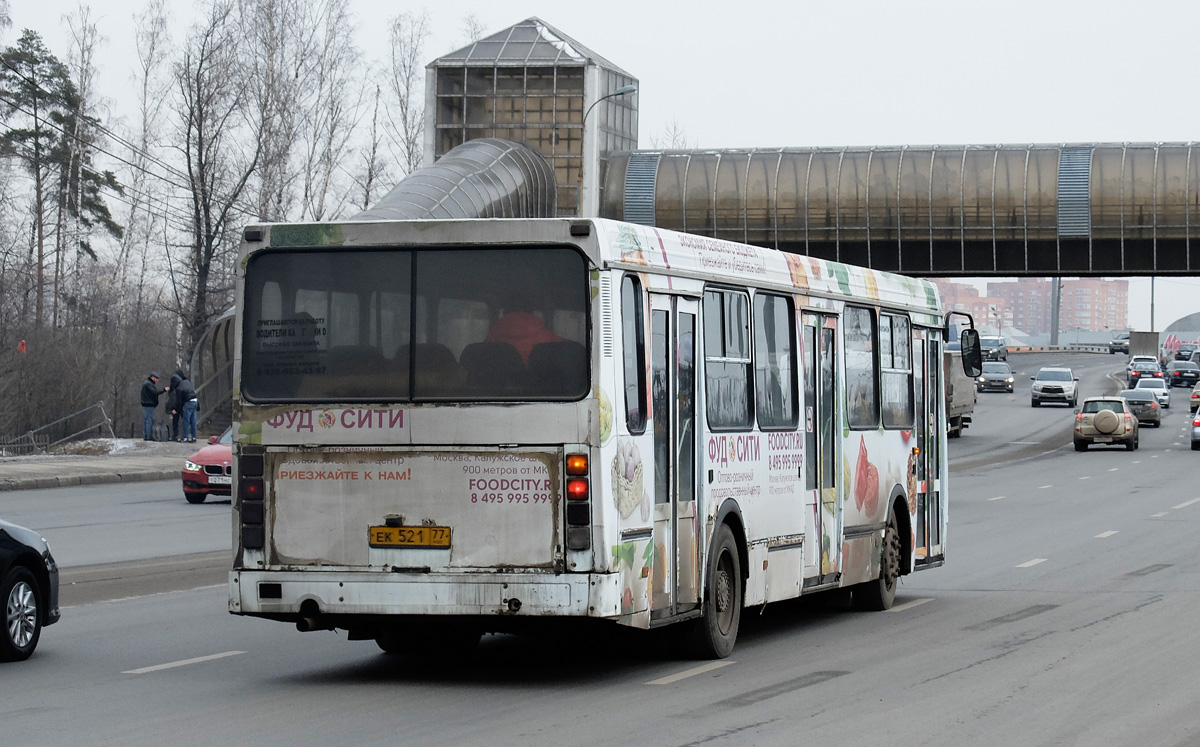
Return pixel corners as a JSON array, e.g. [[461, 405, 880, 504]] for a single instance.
[[931, 278, 1129, 336]]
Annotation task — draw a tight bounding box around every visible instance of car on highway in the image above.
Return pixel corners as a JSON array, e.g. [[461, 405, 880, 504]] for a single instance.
[[181, 427, 233, 504], [1074, 396, 1139, 451], [1128, 354, 1158, 373], [980, 336, 1008, 361], [1175, 343, 1199, 361], [1191, 382, 1200, 413], [1, 519, 60, 661], [1119, 388, 1162, 427], [1166, 361, 1200, 388], [1108, 331, 1130, 354], [1128, 361, 1163, 388], [1134, 377, 1171, 408], [1030, 367, 1078, 407], [1192, 412, 1200, 450], [976, 361, 1015, 392]]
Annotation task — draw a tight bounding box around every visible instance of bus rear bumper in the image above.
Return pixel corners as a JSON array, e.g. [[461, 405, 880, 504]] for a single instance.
[[229, 569, 622, 621]]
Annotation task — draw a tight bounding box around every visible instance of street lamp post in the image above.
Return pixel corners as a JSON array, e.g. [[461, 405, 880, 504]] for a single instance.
[[580, 84, 637, 217]]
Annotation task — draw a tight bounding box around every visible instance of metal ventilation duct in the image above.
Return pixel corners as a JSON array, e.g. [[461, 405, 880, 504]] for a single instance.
[[351, 138, 557, 221]]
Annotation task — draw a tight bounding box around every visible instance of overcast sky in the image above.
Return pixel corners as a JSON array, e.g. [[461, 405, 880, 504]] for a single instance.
[[10, 0, 1200, 331]]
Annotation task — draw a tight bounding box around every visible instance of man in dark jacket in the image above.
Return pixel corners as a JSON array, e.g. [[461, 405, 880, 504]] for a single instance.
[[167, 369, 185, 441], [140, 372, 169, 441], [175, 373, 198, 442]]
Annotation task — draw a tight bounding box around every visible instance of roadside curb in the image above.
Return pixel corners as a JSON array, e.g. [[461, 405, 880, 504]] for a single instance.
[[0, 468, 178, 492]]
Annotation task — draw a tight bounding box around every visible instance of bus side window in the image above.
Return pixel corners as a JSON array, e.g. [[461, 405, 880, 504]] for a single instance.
[[880, 313, 913, 428], [753, 293, 798, 429], [621, 275, 647, 433], [704, 289, 753, 430], [844, 306, 879, 429]]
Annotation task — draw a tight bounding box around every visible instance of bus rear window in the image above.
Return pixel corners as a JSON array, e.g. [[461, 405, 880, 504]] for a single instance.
[[243, 246, 589, 402]]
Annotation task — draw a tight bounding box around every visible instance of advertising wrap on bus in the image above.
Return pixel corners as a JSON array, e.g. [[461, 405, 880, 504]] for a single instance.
[[227, 217, 978, 660]]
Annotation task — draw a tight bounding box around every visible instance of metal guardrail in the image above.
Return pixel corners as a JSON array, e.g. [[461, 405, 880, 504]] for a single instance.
[[0, 401, 117, 455]]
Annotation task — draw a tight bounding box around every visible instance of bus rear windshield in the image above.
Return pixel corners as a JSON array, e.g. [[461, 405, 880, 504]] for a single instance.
[[242, 246, 589, 402]]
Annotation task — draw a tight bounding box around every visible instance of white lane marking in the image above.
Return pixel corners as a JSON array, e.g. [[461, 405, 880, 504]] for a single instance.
[[1132, 460, 1142, 464], [1039, 485, 1052, 489], [123, 650, 245, 675], [1152, 455, 1160, 458], [647, 660, 734, 685], [1152, 512, 1169, 517], [1012, 441, 1041, 445], [1108, 467, 1120, 472], [1016, 558, 1047, 568], [989, 495, 1004, 501], [889, 598, 933, 613], [1079, 476, 1090, 480], [1172, 497, 1200, 510], [1095, 530, 1119, 538]]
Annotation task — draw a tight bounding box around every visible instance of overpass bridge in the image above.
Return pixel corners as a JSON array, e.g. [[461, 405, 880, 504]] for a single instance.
[[601, 143, 1200, 277]]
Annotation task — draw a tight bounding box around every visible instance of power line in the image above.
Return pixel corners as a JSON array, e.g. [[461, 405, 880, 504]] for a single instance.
[[0, 55, 194, 185], [0, 56, 266, 221]]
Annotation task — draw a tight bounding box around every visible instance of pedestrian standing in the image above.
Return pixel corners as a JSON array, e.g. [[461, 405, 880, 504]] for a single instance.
[[167, 369, 185, 441], [176, 372, 198, 442], [140, 372, 169, 441]]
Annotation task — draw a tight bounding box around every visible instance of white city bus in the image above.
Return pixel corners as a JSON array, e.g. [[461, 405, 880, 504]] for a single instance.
[[228, 217, 980, 658]]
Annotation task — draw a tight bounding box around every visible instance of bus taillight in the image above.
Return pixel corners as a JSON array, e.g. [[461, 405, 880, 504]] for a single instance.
[[565, 454, 588, 475], [565, 453, 590, 551], [566, 478, 589, 500], [238, 449, 266, 550]]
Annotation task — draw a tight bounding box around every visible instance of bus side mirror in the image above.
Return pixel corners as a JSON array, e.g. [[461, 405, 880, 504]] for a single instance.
[[960, 328, 982, 377]]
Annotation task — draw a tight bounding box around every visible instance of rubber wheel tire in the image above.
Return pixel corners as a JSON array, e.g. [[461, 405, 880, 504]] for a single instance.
[[1031, 399, 1040, 407], [684, 523, 743, 659], [185, 492, 206, 504], [1074, 440, 1088, 451], [2, 567, 41, 662], [853, 514, 901, 611], [1192, 442, 1200, 451]]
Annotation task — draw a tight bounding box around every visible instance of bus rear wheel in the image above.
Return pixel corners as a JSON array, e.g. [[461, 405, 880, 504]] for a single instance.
[[853, 514, 900, 611], [684, 523, 742, 659]]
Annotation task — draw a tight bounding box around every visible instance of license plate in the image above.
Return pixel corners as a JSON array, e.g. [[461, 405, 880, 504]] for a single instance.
[[369, 525, 451, 548], [1094, 437, 1112, 443], [208, 475, 231, 485]]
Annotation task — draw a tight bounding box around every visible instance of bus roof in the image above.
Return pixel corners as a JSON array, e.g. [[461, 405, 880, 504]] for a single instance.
[[242, 216, 943, 318]]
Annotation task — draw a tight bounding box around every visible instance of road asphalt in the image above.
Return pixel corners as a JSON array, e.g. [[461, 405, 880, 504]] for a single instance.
[[0, 438, 201, 491]]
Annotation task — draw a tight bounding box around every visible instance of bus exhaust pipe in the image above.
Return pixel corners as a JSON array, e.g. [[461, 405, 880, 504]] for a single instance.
[[297, 617, 330, 633]]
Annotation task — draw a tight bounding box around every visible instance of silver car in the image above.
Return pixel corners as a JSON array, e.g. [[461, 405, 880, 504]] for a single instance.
[[1134, 378, 1171, 408], [1031, 367, 1078, 407]]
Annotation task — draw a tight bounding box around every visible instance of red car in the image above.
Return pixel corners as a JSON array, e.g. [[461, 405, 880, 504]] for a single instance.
[[181, 428, 233, 504]]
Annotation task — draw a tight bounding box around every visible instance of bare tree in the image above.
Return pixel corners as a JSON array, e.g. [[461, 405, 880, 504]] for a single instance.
[[353, 84, 389, 211], [649, 119, 695, 150], [297, 0, 363, 220], [238, 0, 317, 222], [174, 0, 261, 353], [384, 11, 430, 175], [118, 0, 174, 320], [56, 6, 123, 329], [461, 14, 486, 44]]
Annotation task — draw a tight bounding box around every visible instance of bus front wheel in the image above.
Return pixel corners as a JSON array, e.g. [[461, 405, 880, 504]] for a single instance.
[[853, 514, 901, 611], [684, 523, 743, 659]]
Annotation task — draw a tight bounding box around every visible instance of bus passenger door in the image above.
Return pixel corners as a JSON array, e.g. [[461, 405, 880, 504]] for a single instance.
[[650, 295, 700, 619], [802, 313, 841, 585], [914, 335, 943, 565]]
